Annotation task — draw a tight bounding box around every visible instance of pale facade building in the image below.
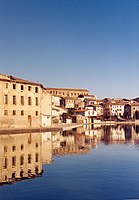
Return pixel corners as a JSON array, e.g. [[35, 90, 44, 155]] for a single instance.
[[111, 103, 125, 117], [52, 105, 67, 124], [52, 96, 61, 106], [63, 97, 75, 109], [41, 91, 52, 127], [0, 74, 52, 128]]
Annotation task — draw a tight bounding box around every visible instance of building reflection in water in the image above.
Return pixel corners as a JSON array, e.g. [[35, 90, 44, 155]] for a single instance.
[[0, 125, 139, 186], [0, 132, 43, 186], [52, 130, 92, 156], [42, 132, 53, 164]]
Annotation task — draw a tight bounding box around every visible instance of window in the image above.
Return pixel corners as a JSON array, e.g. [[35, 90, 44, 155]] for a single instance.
[[12, 146, 16, 151], [21, 96, 24, 105], [4, 146, 7, 152], [4, 95, 8, 104], [12, 173, 15, 178], [21, 110, 24, 116], [4, 158, 8, 169], [13, 110, 16, 115], [36, 143, 38, 148], [21, 85, 24, 90], [35, 87, 38, 93], [13, 84, 16, 89], [20, 156, 24, 165], [21, 144, 24, 150], [5, 83, 8, 88], [28, 154, 31, 164], [35, 167, 39, 174], [13, 95, 16, 105], [28, 97, 31, 105], [36, 97, 38, 106], [35, 153, 39, 162], [4, 110, 8, 115], [20, 170, 23, 178], [12, 156, 16, 166], [36, 111, 38, 116], [28, 86, 31, 91]]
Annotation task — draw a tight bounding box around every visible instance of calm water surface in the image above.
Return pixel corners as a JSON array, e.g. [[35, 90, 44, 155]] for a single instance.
[[0, 125, 139, 200]]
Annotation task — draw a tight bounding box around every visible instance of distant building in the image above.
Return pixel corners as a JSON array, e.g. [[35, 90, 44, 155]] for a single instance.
[[60, 97, 75, 109], [111, 102, 125, 117], [75, 109, 95, 124], [103, 98, 129, 118], [124, 103, 139, 119], [46, 87, 89, 98], [102, 98, 112, 119]]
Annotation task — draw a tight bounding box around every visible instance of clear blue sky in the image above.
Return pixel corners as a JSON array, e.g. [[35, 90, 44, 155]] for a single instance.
[[0, 0, 138, 98]]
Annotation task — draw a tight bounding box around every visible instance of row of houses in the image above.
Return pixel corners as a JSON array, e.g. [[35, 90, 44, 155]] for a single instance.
[[103, 98, 139, 120], [0, 73, 91, 128], [0, 73, 139, 128]]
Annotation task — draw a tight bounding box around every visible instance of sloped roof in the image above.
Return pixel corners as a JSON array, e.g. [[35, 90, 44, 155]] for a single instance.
[[0, 73, 45, 88], [46, 87, 89, 92]]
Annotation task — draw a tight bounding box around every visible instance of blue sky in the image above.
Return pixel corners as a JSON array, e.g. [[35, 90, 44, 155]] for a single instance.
[[0, 0, 138, 98]]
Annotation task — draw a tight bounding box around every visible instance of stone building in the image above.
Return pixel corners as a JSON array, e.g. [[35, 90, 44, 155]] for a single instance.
[[46, 87, 89, 98], [0, 74, 52, 128]]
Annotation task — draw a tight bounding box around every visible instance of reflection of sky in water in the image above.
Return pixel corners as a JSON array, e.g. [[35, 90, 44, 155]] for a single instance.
[[0, 125, 139, 200]]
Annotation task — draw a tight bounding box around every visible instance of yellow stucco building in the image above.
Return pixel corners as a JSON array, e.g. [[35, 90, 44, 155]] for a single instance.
[[0, 74, 52, 128]]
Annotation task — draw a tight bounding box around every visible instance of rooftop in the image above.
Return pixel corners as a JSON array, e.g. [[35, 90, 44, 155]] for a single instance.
[[46, 87, 89, 92], [0, 73, 44, 88]]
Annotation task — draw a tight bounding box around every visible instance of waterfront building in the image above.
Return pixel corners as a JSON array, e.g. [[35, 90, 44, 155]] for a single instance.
[[75, 109, 95, 124], [52, 105, 67, 124], [103, 98, 129, 119], [111, 102, 125, 117], [0, 73, 52, 128], [124, 103, 139, 119]]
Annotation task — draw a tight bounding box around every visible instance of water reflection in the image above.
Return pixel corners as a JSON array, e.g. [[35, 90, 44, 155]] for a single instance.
[[52, 130, 92, 156], [0, 125, 139, 186], [0, 132, 43, 186]]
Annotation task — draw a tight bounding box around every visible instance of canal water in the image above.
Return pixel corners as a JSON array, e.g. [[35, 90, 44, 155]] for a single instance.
[[0, 125, 139, 200]]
